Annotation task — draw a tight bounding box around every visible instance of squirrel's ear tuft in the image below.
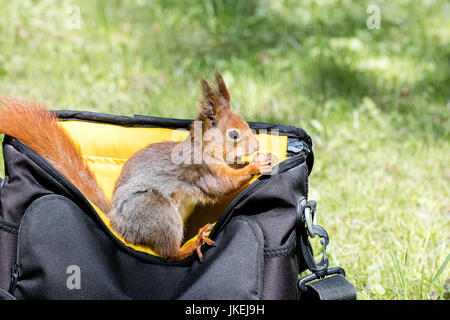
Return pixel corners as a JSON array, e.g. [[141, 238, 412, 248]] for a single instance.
[[214, 70, 230, 104], [199, 77, 220, 122]]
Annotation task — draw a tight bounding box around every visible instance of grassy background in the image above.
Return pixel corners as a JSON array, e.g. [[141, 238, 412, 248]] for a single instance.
[[0, 0, 448, 299]]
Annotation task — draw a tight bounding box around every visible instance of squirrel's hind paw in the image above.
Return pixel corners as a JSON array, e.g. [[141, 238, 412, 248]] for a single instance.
[[166, 223, 216, 263], [195, 223, 216, 262]]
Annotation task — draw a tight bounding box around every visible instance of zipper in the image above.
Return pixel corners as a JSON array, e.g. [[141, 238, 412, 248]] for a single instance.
[[8, 264, 21, 294], [7, 135, 311, 264]]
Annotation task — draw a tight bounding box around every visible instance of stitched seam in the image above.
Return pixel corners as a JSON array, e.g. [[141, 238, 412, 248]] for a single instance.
[[0, 224, 18, 234], [263, 230, 297, 258], [0, 219, 19, 234]]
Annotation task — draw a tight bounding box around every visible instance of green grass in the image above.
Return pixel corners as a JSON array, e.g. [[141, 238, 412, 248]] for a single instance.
[[0, 0, 448, 300]]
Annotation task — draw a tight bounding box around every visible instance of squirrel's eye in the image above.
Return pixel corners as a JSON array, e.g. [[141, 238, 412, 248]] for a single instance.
[[228, 130, 240, 140]]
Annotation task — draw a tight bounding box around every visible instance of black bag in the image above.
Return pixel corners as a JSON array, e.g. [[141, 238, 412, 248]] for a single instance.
[[0, 110, 354, 300]]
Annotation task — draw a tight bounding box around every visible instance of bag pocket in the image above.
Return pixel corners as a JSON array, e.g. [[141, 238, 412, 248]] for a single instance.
[[262, 229, 299, 299], [177, 215, 265, 300], [15, 195, 267, 300]]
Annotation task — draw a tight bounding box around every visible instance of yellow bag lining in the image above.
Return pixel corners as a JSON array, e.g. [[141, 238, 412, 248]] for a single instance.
[[58, 120, 288, 256]]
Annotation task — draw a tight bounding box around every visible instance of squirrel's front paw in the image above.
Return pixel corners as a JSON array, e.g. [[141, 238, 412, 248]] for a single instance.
[[250, 153, 278, 175], [248, 163, 273, 175], [252, 152, 278, 166]]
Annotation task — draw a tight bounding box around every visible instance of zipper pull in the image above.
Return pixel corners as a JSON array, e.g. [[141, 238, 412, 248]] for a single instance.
[[287, 140, 311, 155], [8, 264, 21, 294], [300, 140, 311, 154]]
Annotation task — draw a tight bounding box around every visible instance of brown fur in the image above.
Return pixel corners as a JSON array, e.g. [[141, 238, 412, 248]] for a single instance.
[[0, 71, 277, 262], [0, 97, 110, 213]]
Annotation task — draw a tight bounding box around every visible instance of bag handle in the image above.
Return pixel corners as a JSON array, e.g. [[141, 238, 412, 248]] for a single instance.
[[296, 197, 357, 300]]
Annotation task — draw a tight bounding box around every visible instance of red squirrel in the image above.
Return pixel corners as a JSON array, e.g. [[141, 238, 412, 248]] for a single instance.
[[0, 71, 277, 262]]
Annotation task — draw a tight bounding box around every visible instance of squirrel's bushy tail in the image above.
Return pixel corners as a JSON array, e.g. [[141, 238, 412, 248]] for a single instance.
[[0, 97, 110, 213]]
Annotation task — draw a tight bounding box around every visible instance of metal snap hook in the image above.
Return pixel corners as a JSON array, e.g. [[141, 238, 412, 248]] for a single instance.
[[311, 224, 329, 266], [297, 197, 318, 238]]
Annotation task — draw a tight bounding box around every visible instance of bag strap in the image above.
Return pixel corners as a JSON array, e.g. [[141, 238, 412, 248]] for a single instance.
[[300, 274, 357, 300], [0, 287, 16, 300], [296, 198, 357, 300]]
